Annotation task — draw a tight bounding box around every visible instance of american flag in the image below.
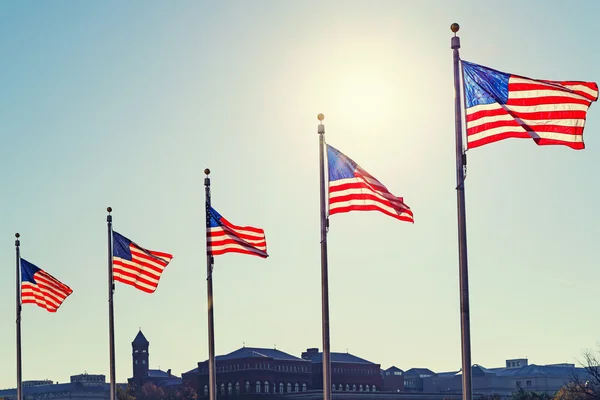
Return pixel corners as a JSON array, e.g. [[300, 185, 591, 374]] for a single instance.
[[327, 144, 413, 223], [112, 231, 173, 294], [462, 60, 598, 150], [206, 204, 268, 258], [21, 258, 73, 313]]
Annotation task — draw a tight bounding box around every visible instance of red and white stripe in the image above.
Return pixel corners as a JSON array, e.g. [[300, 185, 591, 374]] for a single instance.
[[466, 77, 598, 150], [22, 270, 73, 313], [113, 245, 173, 293], [207, 218, 268, 258], [329, 166, 414, 223]]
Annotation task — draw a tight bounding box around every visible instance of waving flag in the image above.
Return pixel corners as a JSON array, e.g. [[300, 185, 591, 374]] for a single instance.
[[206, 205, 268, 258], [21, 259, 72, 312], [327, 144, 413, 223], [462, 60, 598, 150], [112, 231, 173, 293]]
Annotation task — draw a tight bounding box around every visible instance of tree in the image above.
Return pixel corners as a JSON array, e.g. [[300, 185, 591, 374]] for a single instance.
[[138, 382, 166, 400], [117, 385, 137, 400], [564, 346, 600, 400], [510, 387, 552, 400]]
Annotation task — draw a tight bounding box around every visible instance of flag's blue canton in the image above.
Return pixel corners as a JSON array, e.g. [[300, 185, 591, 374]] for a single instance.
[[113, 231, 133, 261], [207, 206, 223, 227], [327, 145, 357, 181], [21, 259, 40, 284], [463, 61, 510, 108]]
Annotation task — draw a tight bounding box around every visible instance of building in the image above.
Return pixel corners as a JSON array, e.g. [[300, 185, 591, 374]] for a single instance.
[[0, 374, 125, 400], [423, 358, 590, 398], [381, 367, 404, 392], [129, 330, 182, 388], [182, 346, 313, 396], [403, 369, 435, 392], [301, 348, 382, 392]]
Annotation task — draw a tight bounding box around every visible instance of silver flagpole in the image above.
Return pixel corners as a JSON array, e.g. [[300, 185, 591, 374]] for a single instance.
[[107, 207, 116, 400], [451, 23, 473, 400], [317, 113, 332, 400], [15, 233, 22, 400], [204, 168, 217, 400]]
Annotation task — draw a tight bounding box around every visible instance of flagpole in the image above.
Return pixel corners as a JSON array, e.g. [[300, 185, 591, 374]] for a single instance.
[[317, 113, 332, 400], [15, 233, 22, 400], [451, 23, 473, 400], [107, 207, 116, 400], [204, 168, 217, 400]]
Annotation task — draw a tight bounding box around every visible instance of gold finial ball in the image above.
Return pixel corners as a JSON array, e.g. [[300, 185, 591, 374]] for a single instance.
[[204, 168, 211, 175], [107, 206, 112, 213], [451, 23, 460, 33], [317, 113, 325, 121], [15, 233, 20, 238]]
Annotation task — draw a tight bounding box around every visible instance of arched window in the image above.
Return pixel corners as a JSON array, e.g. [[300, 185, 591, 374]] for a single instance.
[[294, 383, 299, 392], [235, 382, 240, 395], [256, 381, 261, 393], [287, 383, 292, 392], [372, 385, 377, 392], [220, 383, 225, 396], [228, 383, 232, 395], [352, 384, 357, 391], [302, 383, 307, 392], [332, 384, 336, 392], [245, 381, 250, 393], [279, 383, 284, 393], [366, 385, 370, 392], [264, 381, 270, 393], [203, 386, 208, 396], [359, 385, 363, 391], [345, 384, 350, 391]]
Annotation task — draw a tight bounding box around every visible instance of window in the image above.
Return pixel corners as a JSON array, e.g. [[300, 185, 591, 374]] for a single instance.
[[526, 380, 532, 387], [352, 384, 357, 391], [287, 383, 292, 392], [228, 383, 232, 395], [394, 371, 402, 376], [204, 386, 208, 396], [302, 383, 307, 392], [245, 381, 250, 393], [220, 383, 225, 396], [359, 385, 363, 391], [235, 382, 240, 394], [256, 381, 261, 393], [516, 381, 522, 388], [264, 381, 270, 393], [345, 384, 350, 391], [279, 383, 284, 393], [294, 383, 299, 392], [366, 385, 370, 392], [372, 385, 377, 392]]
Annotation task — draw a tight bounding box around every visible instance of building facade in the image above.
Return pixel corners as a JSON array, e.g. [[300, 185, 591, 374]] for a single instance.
[[422, 359, 589, 398], [382, 367, 405, 392], [301, 348, 383, 392], [182, 347, 313, 396], [128, 330, 182, 388], [0, 374, 125, 400]]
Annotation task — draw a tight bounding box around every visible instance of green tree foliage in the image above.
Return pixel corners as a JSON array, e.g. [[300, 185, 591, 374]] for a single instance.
[[117, 385, 136, 400], [510, 387, 552, 400]]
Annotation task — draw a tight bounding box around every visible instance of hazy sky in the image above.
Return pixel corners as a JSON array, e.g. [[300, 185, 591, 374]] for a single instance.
[[1, 0, 599, 389]]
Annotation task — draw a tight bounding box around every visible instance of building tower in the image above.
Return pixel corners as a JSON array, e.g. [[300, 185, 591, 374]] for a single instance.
[[132, 330, 149, 384]]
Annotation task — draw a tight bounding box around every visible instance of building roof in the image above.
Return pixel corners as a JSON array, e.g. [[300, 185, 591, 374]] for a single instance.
[[404, 368, 435, 376], [148, 369, 180, 379], [132, 330, 149, 346], [385, 366, 404, 373], [433, 363, 589, 380], [303, 351, 375, 365], [216, 347, 303, 362]]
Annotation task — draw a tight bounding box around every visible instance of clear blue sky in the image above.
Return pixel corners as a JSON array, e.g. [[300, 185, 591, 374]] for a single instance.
[[1, 0, 599, 389]]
